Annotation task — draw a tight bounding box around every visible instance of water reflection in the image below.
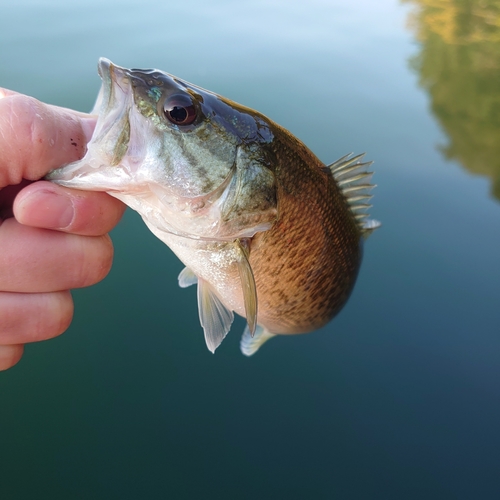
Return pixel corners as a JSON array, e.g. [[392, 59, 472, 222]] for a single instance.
[[403, 0, 500, 201]]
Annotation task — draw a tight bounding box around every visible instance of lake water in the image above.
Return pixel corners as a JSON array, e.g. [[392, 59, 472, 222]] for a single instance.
[[1, 0, 499, 498]]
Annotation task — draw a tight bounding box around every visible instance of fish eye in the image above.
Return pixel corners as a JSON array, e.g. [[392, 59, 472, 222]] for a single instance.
[[162, 94, 197, 126]]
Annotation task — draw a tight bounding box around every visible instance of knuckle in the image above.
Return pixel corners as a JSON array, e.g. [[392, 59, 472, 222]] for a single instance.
[[0, 94, 87, 185], [0, 95, 58, 182], [0, 95, 41, 184]]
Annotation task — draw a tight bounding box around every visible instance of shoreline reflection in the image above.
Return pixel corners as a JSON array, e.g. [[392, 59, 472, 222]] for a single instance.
[[403, 0, 500, 201]]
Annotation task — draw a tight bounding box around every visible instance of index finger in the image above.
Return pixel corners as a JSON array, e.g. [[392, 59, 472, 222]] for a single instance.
[[0, 89, 96, 188]]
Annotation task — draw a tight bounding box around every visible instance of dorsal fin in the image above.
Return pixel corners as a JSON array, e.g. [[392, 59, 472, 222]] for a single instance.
[[327, 153, 381, 237]]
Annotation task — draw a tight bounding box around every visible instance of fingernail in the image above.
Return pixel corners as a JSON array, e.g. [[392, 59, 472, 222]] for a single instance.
[[17, 189, 75, 229]]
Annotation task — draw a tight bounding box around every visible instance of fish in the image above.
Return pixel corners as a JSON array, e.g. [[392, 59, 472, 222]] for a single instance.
[[47, 58, 380, 356]]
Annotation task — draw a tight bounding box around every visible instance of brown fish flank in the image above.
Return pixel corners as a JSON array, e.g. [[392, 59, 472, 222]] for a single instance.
[[250, 124, 362, 334]]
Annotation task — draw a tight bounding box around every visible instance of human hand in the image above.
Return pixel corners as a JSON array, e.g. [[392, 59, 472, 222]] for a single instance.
[[0, 89, 126, 370]]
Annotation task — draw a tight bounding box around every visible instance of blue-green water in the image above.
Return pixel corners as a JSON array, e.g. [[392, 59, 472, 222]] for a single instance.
[[1, 1, 499, 498]]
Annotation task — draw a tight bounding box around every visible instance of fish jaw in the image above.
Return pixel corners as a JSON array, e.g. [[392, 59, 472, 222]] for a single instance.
[[47, 59, 160, 194]]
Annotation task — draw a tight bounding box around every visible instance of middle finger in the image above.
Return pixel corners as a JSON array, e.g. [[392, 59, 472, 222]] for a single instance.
[[0, 218, 113, 293]]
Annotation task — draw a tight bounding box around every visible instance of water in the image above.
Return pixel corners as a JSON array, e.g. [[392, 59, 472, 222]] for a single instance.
[[1, 1, 499, 498]]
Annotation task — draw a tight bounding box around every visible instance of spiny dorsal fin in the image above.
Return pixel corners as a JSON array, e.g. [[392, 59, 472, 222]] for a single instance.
[[197, 278, 234, 353], [235, 239, 258, 336], [327, 153, 381, 238], [240, 324, 276, 356]]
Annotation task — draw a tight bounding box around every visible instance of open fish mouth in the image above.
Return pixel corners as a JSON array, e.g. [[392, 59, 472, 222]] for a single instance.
[[46, 58, 134, 189], [93, 58, 132, 141]]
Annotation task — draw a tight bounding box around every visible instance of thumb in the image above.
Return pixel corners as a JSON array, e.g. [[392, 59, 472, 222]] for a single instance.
[[0, 89, 96, 188]]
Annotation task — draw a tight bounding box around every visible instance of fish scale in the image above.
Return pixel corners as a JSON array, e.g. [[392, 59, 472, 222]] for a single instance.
[[47, 58, 379, 356], [238, 126, 362, 334]]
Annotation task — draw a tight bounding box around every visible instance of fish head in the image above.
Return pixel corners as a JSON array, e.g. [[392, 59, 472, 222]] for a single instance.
[[48, 58, 278, 240]]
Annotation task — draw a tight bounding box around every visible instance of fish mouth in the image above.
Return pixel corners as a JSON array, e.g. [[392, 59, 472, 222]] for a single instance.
[[92, 58, 132, 150], [93, 58, 130, 113], [47, 58, 135, 190]]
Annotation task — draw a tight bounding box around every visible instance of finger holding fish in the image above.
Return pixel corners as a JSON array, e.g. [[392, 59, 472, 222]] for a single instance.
[[0, 91, 94, 182], [0, 88, 126, 370], [13, 181, 125, 236], [0, 87, 126, 234]]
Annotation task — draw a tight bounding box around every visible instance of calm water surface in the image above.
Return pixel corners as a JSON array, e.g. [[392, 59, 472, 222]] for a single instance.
[[1, 1, 499, 498]]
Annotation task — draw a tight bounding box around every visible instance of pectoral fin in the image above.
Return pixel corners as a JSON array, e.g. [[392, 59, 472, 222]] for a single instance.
[[235, 239, 258, 336], [178, 266, 198, 288], [240, 324, 276, 356], [197, 278, 234, 353]]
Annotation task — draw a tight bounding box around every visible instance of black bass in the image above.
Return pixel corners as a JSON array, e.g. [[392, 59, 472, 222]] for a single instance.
[[48, 58, 380, 355]]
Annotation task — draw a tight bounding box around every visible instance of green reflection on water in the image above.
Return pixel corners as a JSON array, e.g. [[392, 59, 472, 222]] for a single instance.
[[404, 0, 500, 200]]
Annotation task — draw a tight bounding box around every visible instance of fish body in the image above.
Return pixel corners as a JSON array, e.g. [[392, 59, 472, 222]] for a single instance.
[[48, 58, 379, 355]]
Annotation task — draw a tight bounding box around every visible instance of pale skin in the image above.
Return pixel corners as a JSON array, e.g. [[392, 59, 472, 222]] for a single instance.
[[0, 89, 126, 370]]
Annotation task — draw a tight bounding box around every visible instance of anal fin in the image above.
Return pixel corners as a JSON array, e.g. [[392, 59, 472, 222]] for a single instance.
[[240, 324, 276, 356], [197, 278, 234, 353]]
